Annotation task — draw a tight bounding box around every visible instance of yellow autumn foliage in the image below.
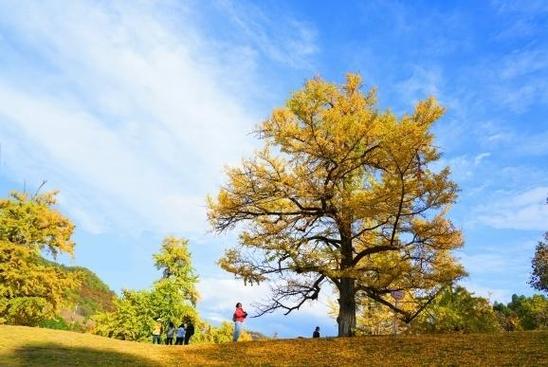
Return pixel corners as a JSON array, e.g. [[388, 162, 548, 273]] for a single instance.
[[208, 74, 465, 336], [0, 191, 78, 325], [1, 325, 546, 366]]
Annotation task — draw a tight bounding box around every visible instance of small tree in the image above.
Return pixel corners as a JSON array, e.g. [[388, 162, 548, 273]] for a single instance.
[[208, 74, 465, 336], [529, 232, 547, 293], [150, 237, 199, 326], [93, 289, 153, 340], [93, 236, 199, 341], [0, 191, 78, 325]]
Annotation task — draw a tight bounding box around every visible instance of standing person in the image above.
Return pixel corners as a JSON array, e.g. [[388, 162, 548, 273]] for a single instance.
[[184, 320, 195, 345], [175, 323, 186, 345], [232, 302, 248, 342], [313, 326, 320, 338], [152, 318, 163, 344], [165, 322, 176, 345]]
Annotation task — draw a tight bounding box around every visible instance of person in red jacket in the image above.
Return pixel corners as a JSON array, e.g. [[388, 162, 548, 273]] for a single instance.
[[232, 302, 248, 342]]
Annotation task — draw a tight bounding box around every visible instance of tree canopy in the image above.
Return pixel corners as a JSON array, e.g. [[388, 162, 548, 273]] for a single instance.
[[495, 294, 548, 331], [208, 73, 465, 336], [0, 191, 77, 325]]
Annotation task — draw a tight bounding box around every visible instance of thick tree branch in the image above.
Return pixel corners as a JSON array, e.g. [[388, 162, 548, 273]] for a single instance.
[[352, 245, 399, 266]]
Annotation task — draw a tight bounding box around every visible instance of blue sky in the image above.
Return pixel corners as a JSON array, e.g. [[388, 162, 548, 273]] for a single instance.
[[0, 0, 546, 338]]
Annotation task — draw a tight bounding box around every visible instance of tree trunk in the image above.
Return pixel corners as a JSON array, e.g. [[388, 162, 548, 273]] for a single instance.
[[337, 277, 356, 337]]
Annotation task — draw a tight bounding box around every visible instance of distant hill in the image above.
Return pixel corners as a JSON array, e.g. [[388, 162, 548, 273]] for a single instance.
[[39, 259, 116, 331], [1, 325, 547, 367]]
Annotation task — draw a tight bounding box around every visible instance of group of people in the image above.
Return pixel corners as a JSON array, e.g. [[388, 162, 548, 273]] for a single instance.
[[152, 319, 195, 345], [151, 303, 321, 344]]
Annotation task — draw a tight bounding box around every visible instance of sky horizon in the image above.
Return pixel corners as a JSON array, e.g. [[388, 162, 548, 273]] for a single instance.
[[0, 0, 547, 338]]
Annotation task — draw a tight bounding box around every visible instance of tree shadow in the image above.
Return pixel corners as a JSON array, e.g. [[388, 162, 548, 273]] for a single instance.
[[9, 342, 156, 367]]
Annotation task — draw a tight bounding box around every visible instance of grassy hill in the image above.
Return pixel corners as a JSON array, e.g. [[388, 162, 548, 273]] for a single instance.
[[1, 326, 546, 367]]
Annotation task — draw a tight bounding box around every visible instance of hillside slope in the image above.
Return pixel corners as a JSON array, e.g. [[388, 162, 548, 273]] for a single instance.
[[1, 326, 546, 367], [38, 260, 116, 330]]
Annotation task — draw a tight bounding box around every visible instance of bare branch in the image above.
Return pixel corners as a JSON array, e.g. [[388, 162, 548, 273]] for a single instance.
[[252, 275, 326, 317]]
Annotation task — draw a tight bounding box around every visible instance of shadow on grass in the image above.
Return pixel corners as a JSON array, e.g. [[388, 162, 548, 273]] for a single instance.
[[10, 342, 156, 367]]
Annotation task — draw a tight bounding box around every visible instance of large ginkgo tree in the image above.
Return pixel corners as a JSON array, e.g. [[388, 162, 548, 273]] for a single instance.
[[208, 74, 465, 337]]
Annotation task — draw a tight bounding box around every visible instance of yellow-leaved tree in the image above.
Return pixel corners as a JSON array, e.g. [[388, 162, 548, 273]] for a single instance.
[[208, 74, 465, 337], [0, 190, 77, 325]]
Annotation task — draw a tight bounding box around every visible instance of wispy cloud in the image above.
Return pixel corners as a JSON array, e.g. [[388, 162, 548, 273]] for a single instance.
[[0, 0, 318, 235], [215, 0, 318, 69], [457, 238, 538, 303], [431, 152, 491, 182], [491, 0, 548, 15], [0, 0, 546, 336], [396, 66, 442, 106], [199, 277, 334, 334], [0, 1, 328, 335], [475, 187, 548, 230], [486, 48, 548, 113]]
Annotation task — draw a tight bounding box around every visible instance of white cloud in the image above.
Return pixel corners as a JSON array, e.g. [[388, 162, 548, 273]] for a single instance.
[[0, 1, 327, 336], [487, 48, 548, 113], [396, 66, 441, 105], [455, 236, 539, 304], [431, 152, 491, 181], [0, 1, 318, 235], [216, 0, 318, 69], [499, 50, 548, 80], [457, 239, 535, 275], [198, 277, 333, 331], [474, 152, 491, 165], [458, 253, 508, 275], [199, 277, 270, 313], [512, 131, 548, 156], [492, 0, 548, 15], [476, 187, 548, 230]]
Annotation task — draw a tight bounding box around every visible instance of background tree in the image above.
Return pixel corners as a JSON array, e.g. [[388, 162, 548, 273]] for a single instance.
[[93, 289, 153, 340], [409, 286, 500, 333], [93, 236, 199, 341], [208, 74, 465, 336], [494, 294, 547, 331], [150, 237, 199, 329], [529, 232, 547, 293], [0, 190, 78, 325]]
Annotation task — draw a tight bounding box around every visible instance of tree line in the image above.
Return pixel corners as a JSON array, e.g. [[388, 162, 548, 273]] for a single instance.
[[345, 286, 546, 335]]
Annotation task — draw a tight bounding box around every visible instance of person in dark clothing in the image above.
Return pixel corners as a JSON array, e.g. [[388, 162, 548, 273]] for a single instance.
[[313, 326, 320, 338], [165, 322, 175, 345], [184, 320, 195, 345]]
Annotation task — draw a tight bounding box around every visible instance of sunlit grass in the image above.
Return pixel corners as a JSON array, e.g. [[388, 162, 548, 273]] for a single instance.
[[1, 325, 546, 366]]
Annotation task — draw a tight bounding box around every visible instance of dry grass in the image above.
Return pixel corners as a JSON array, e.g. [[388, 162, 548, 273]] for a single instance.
[[0, 325, 546, 366]]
